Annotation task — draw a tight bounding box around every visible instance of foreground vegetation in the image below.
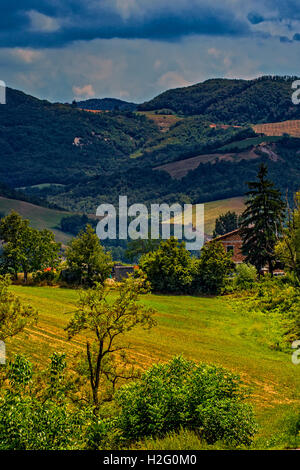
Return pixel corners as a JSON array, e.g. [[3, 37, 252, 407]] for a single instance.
[[2, 282, 299, 449]]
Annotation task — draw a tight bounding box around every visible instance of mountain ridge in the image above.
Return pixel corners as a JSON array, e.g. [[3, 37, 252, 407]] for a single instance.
[[0, 76, 299, 213]]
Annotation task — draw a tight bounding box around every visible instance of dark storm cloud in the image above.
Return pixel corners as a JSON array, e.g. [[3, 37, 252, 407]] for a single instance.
[[0, 0, 254, 47], [0, 1, 299, 48]]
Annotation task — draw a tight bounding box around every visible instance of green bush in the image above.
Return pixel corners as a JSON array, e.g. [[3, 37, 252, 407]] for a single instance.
[[139, 238, 193, 293], [232, 277, 300, 349], [235, 263, 257, 290], [192, 241, 235, 294], [32, 267, 60, 286], [0, 354, 93, 450], [116, 356, 257, 447]]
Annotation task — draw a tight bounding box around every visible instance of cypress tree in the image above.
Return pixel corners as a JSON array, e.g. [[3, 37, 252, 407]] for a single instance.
[[240, 163, 285, 274]]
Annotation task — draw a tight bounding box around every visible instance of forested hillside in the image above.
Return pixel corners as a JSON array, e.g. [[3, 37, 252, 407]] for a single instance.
[[139, 76, 300, 124], [0, 88, 159, 188], [75, 97, 138, 112], [0, 77, 299, 213]]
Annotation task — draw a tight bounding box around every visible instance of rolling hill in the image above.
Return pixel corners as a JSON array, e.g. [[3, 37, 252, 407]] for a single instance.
[[9, 284, 300, 446], [0, 197, 72, 244], [0, 87, 159, 188], [75, 97, 138, 112], [139, 76, 300, 124], [0, 77, 299, 216], [153, 145, 275, 180]]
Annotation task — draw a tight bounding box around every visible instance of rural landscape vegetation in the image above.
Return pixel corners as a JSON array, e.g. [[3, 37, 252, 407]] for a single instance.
[[0, 75, 300, 451]]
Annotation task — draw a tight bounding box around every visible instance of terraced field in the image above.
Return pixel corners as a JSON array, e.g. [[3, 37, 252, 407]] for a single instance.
[[253, 120, 300, 137]]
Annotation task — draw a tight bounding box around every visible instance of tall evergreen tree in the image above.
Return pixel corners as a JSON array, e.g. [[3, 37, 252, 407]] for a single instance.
[[239, 164, 285, 274]]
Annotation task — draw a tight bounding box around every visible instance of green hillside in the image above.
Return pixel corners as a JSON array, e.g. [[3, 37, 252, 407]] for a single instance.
[[0, 87, 159, 188], [139, 76, 300, 124], [0, 197, 72, 244], [0, 195, 245, 242], [76, 97, 138, 112], [1, 79, 300, 214]]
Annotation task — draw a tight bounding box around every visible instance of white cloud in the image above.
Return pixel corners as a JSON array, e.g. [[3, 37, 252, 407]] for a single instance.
[[208, 48, 221, 58], [72, 84, 95, 99], [158, 71, 192, 89], [0, 34, 299, 104], [27, 10, 61, 33], [11, 48, 42, 64]]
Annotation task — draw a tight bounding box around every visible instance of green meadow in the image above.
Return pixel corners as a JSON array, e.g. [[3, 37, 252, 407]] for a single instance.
[[7, 284, 300, 447]]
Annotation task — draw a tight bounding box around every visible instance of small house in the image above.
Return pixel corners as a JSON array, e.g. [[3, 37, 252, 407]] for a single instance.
[[112, 265, 135, 282], [212, 229, 245, 264]]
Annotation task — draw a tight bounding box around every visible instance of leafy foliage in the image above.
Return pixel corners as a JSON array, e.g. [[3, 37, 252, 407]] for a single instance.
[[234, 263, 257, 290], [192, 241, 235, 294], [66, 274, 156, 407], [116, 356, 257, 446], [0, 275, 37, 341], [0, 354, 92, 450], [0, 211, 61, 282], [275, 192, 300, 283], [65, 224, 113, 286], [213, 211, 241, 238], [140, 238, 194, 293]]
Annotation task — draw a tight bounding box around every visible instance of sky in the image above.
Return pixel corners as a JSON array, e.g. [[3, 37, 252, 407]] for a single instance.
[[0, 0, 299, 103]]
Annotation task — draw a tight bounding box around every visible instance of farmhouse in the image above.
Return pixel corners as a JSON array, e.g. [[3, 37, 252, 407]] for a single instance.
[[112, 265, 135, 281], [212, 229, 284, 275], [212, 229, 245, 264]]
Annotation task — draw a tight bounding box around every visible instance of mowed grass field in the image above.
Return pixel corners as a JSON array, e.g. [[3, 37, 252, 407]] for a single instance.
[[7, 284, 300, 445]]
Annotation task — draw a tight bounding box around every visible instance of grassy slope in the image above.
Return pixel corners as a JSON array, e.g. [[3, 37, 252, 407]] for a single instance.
[[8, 285, 300, 446], [204, 196, 245, 235], [167, 196, 245, 236], [0, 197, 72, 244], [0, 195, 245, 240]]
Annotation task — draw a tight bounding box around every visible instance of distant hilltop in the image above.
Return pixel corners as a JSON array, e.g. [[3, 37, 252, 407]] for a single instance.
[[73, 97, 138, 112]]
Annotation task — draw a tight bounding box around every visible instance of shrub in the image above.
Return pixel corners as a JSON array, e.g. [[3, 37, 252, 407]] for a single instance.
[[32, 267, 60, 286], [0, 354, 92, 450], [139, 238, 193, 293], [116, 356, 257, 447], [235, 263, 257, 290], [192, 241, 235, 294]]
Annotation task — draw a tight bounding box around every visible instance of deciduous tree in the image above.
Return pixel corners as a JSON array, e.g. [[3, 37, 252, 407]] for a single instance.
[[66, 224, 112, 287], [66, 274, 156, 408]]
